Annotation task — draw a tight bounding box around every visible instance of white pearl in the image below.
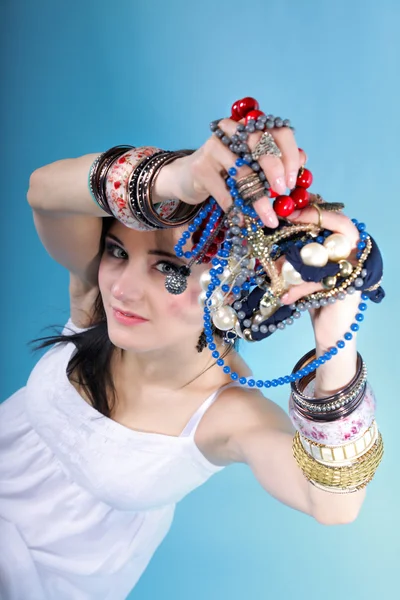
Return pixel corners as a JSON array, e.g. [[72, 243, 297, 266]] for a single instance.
[[323, 233, 352, 261], [300, 242, 329, 267], [253, 312, 266, 325], [199, 270, 212, 291], [281, 261, 304, 286], [206, 290, 224, 310], [197, 290, 208, 306], [212, 306, 237, 331], [235, 319, 245, 339], [260, 295, 280, 317]]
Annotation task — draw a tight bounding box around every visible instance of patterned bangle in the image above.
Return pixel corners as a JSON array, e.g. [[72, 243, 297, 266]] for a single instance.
[[140, 151, 190, 227], [290, 350, 368, 422], [127, 151, 166, 230], [292, 349, 364, 401], [137, 150, 202, 228], [107, 147, 162, 231], [288, 380, 377, 446], [136, 152, 178, 227], [89, 145, 134, 215], [292, 429, 384, 489], [300, 420, 378, 466], [291, 370, 368, 422]]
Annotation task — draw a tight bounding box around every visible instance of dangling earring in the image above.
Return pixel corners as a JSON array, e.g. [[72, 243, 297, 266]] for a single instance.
[[196, 324, 216, 352]]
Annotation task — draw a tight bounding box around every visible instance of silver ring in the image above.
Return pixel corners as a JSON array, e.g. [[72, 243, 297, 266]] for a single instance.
[[252, 132, 282, 160]]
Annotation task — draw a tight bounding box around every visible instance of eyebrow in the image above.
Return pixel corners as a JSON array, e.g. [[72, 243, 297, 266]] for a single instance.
[[105, 233, 187, 263]]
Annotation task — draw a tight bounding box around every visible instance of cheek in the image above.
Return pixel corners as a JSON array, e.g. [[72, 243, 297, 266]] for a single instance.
[[164, 286, 202, 322]]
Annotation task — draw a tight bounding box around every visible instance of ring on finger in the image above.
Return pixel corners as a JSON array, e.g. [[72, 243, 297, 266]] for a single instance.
[[251, 131, 282, 161], [242, 188, 266, 206], [310, 202, 324, 229], [236, 173, 261, 193]]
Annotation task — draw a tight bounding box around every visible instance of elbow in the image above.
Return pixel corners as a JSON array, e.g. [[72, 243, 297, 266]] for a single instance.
[[313, 508, 361, 526], [27, 168, 45, 209]]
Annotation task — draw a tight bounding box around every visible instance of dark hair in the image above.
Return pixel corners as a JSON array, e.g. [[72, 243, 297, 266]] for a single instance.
[[29, 218, 239, 417]]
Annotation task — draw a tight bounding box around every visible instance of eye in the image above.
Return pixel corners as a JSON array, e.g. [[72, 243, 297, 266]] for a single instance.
[[105, 241, 128, 259], [154, 260, 179, 275]]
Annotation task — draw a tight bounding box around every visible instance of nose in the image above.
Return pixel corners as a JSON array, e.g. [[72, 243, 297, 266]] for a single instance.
[[110, 262, 145, 303]]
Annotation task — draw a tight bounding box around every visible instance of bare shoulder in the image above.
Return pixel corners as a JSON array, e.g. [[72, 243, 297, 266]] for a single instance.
[[197, 380, 293, 466], [69, 272, 100, 329]]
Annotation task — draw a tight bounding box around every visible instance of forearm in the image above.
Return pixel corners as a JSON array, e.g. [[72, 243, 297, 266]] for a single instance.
[[314, 292, 361, 397], [27, 152, 180, 215], [305, 467, 366, 524]]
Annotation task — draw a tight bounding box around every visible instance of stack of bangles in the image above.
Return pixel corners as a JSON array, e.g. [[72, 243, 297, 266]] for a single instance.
[[88, 97, 385, 493]]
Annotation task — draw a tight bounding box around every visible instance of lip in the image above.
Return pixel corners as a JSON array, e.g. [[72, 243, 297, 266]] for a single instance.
[[112, 308, 149, 325]]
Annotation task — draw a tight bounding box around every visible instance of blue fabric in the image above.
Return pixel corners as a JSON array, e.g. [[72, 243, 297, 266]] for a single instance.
[[236, 233, 385, 341]]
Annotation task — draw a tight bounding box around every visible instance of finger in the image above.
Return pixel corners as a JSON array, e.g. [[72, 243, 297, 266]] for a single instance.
[[217, 118, 287, 195], [217, 118, 302, 198], [299, 148, 307, 166], [280, 280, 322, 305], [207, 128, 279, 228], [264, 127, 301, 190], [286, 202, 360, 247]]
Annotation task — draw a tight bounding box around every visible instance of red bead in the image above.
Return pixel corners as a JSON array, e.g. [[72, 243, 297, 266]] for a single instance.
[[230, 101, 242, 121], [273, 195, 295, 217], [201, 255, 212, 264], [269, 188, 279, 198], [205, 243, 218, 257], [296, 168, 313, 189], [215, 230, 226, 243], [191, 231, 201, 245], [290, 187, 310, 209], [245, 110, 265, 124], [233, 97, 260, 119]]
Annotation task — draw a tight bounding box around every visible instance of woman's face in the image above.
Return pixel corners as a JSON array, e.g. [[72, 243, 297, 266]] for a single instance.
[[98, 221, 210, 353]]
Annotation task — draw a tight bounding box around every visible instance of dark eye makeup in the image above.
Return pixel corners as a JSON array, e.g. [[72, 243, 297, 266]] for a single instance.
[[104, 240, 180, 275]]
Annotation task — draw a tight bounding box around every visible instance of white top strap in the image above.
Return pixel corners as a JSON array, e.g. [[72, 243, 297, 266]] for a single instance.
[[179, 381, 243, 438]]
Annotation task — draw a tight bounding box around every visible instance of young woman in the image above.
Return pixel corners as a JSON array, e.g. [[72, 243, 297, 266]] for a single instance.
[[0, 113, 381, 599]]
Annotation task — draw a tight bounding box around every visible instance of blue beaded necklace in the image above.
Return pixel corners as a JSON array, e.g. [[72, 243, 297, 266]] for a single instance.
[[173, 157, 370, 388]]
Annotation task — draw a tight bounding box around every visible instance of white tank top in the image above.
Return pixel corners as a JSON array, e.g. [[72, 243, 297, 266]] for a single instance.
[[0, 318, 243, 599]]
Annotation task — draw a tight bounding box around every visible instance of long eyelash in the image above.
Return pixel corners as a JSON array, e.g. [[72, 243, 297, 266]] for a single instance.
[[104, 241, 180, 273], [105, 241, 127, 259], [153, 260, 180, 274]]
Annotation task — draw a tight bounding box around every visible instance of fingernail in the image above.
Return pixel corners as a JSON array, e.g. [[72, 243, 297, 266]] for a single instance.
[[287, 171, 297, 189], [264, 212, 279, 228], [274, 177, 286, 195]]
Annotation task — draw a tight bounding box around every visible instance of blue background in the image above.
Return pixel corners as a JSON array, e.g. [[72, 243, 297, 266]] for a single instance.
[[1, 0, 398, 598]]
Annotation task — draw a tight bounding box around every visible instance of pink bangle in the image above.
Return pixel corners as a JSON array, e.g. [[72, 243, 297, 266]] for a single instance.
[[289, 380, 377, 446]]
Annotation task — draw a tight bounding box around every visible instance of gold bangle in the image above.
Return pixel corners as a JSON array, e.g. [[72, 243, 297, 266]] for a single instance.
[[308, 478, 371, 494], [300, 421, 378, 466], [292, 430, 384, 489]]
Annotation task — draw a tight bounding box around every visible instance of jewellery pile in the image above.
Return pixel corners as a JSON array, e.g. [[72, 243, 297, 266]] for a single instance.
[[168, 97, 385, 389], [87, 105, 385, 493]]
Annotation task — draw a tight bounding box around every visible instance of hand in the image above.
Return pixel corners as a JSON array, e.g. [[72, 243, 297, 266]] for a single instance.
[[161, 118, 306, 228], [278, 205, 362, 347]]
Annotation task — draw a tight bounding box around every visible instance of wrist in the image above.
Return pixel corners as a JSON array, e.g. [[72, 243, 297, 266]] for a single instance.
[[314, 338, 358, 397], [152, 157, 185, 205]]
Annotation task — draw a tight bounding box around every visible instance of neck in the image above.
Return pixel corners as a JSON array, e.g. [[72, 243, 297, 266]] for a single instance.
[[113, 335, 229, 393]]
